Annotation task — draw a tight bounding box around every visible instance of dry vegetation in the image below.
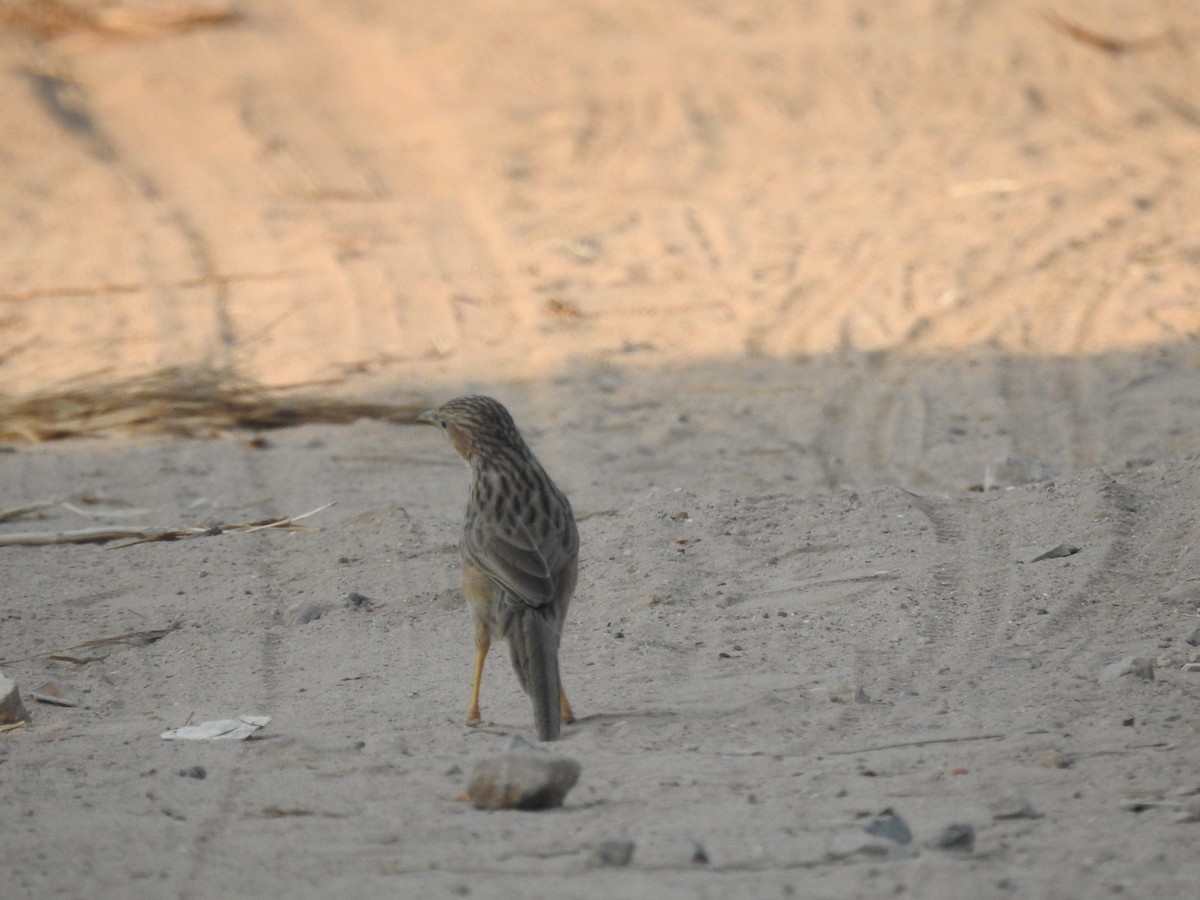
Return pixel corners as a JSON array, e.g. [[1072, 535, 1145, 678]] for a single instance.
[[0, 366, 426, 442]]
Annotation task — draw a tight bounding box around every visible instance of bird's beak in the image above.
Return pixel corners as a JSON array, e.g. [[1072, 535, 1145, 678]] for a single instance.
[[417, 408, 439, 426]]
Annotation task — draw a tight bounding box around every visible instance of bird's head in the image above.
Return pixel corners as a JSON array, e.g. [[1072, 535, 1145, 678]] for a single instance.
[[418, 395, 524, 464]]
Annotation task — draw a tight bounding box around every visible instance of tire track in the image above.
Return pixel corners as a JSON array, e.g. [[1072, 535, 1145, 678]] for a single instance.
[[178, 448, 287, 900], [905, 494, 969, 673], [996, 355, 1107, 481], [22, 67, 238, 362], [1033, 475, 1144, 660], [810, 350, 943, 491], [885, 492, 1020, 689]]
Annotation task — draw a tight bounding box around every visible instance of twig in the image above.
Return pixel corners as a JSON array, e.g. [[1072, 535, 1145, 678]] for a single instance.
[[0, 496, 148, 524], [236, 502, 335, 533], [0, 271, 289, 304], [77, 625, 179, 650], [107, 502, 334, 548], [0, 526, 151, 547], [0, 499, 63, 522], [0, 623, 181, 667], [827, 733, 1008, 755], [30, 692, 79, 708], [60, 501, 151, 521], [1043, 11, 1173, 54]]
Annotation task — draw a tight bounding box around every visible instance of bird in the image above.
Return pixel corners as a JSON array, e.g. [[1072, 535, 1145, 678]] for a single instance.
[[418, 395, 578, 741]]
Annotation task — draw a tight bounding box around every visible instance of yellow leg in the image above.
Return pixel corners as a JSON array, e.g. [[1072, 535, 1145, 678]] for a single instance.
[[559, 687, 576, 725], [467, 629, 489, 725]]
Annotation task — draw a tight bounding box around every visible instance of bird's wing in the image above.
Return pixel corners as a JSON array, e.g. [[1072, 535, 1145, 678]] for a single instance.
[[465, 514, 556, 608]]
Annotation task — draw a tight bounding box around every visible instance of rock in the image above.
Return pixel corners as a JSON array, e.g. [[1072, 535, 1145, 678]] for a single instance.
[[984, 455, 1055, 490], [1177, 799, 1200, 823], [992, 797, 1041, 820], [681, 838, 709, 864], [30, 681, 79, 708], [864, 808, 912, 846], [1099, 656, 1156, 683], [928, 823, 975, 853], [285, 602, 327, 626], [344, 592, 377, 610], [827, 832, 894, 860], [591, 839, 635, 867], [827, 830, 916, 861], [1159, 583, 1200, 610], [1186, 627, 1200, 647], [177, 766, 207, 779], [1030, 543, 1080, 562], [0, 670, 31, 725], [1039, 750, 1073, 769], [466, 741, 581, 810], [500, 734, 537, 753]]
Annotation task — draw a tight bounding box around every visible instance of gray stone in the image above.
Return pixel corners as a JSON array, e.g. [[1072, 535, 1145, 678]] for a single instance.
[[467, 748, 581, 810], [591, 839, 635, 867], [344, 592, 377, 610], [681, 838, 709, 864], [501, 734, 537, 754], [1099, 656, 1156, 683], [1160, 583, 1200, 609], [828, 830, 916, 861], [1030, 543, 1080, 562], [992, 796, 1041, 820], [928, 823, 975, 853], [285, 602, 327, 626], [865, 808, 912, 845], [0, 670, 31, 725]]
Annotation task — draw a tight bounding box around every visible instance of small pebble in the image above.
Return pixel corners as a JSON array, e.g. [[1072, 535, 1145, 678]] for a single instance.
[[1040, 750, 1074, 768], [1176, 799, 1200, 823], [592, 839, 635, 867], [928, 823, 975, 853], [682, 838, 709, 864], [1159, 583, 1200, 608], [1030, 543, 1079, 562], [829, 830, 916, 861], [992, 797, 1040, 820], [501, 734, 536, 753], [285, 602, 327, 626], [177, 766, 207, 780], [865, 808, 912, 846], [0, 671, 31, 725], [1098, 656, 1155, 683]]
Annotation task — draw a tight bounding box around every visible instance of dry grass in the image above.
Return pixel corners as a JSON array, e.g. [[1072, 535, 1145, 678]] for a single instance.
[[0, 366, 427, 443], [0, 1, 238, 40]]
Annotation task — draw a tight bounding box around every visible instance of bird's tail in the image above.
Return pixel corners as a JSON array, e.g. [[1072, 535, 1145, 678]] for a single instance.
[[507, 606, 561, 741]]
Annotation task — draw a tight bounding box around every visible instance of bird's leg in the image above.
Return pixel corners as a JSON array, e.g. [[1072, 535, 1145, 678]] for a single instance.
[[468, 621, 489, 725], [559, 687, 576, 725]]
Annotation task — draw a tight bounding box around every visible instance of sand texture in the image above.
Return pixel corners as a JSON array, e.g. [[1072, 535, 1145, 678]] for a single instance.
[[2, 2, 1200, 897]]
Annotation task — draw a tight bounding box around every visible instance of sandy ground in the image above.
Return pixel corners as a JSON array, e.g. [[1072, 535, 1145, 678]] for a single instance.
[[3, 1, 1200, 897]]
